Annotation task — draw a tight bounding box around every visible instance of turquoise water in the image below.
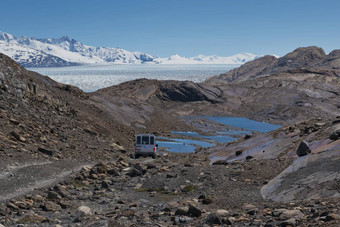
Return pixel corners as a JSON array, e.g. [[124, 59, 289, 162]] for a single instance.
[[157, 137, 213, 153], [201, 116, 281, 133], [158, 117, 280, 153], [171, 131, 237, 144], [217, 130, 252, 136]]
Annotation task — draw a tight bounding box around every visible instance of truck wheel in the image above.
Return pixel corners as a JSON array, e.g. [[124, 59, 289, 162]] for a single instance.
[[134, 154, 140, 159], [152, 154, 156, 159]]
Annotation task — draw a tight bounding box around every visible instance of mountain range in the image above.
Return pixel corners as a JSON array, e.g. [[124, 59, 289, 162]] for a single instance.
[[0, 31, 258, 67]]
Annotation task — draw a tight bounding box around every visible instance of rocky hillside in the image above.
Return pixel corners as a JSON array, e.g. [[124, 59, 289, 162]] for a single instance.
[[206, 46, 340, 84], [0, 52, 140, 173], [0, 48, 340, 226], [92, 67, 340, 126]]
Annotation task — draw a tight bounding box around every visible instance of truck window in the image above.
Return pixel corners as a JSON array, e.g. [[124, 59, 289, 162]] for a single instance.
[[150, 136, 154, 145], [142, 136, 149, 145], [136, 136, 141, 145]]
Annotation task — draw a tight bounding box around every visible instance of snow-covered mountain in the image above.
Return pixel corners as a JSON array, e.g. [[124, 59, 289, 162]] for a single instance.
[[155, 53, 258, 64], [0, 31, 259, 67]]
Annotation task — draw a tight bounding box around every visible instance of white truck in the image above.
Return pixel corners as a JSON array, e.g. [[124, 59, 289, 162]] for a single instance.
[[134, 134, 158, 159]]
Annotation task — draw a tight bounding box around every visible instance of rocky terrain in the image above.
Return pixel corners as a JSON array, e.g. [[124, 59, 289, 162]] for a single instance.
[[0, 46, 340, 226], [205, 46, 340, 84]]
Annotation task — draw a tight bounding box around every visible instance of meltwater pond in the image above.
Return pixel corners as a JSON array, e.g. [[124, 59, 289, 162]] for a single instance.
[[171, 131, 238, 144], [157, 137, 213, 153], [158, 116, 281, 153], [157, 130, 250, 153], [201, 116, 281, 133]]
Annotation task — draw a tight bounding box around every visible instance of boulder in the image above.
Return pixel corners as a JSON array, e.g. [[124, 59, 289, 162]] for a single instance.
[[282, 218, 297, 226], [206, 213, 222, 224], [329, 129, 340, 140], [0, 205, 8, 216], [38, 147, 53, 156], [75, 205, 92, 217], [126, 168, 142, 177], [278, 209, 305, 221], [235, 150, 243, 156], [216, 209, 229, 217], [202, 197, 213, 204], [296, 141, 311, 157], [10, 130, 26, 142], [17, 213, 47, 223], [7, 202, 19, 210], [42, 201, 62, 212], [91, 162, 107, 174], [188, 205, 202, 217], [133, 163, 145, 173], [166, 173, 176, 178], [174, 216, 193, 225], [157, 203, 171, 212], [47, 191, 62, 201], [226, 217, 236, 225], [322, 213, 340, 222], [212, 160, 227, 165], [52, 185, 68, 198], [243, 203, 256, 210], [175, 207, 189, 216], [107, 168, 119, 176], [101, 180, 110, 188], [246, 155, 254, 160]]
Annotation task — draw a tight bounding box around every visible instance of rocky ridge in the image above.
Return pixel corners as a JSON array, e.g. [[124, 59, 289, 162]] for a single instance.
[[206, 46, 340, 84]]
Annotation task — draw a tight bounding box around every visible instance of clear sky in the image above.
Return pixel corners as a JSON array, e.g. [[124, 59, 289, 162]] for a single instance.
[[1, 0, 340, 57]]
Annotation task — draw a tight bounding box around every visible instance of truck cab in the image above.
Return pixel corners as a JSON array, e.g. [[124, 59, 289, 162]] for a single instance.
[[134, 134, 157, 159]]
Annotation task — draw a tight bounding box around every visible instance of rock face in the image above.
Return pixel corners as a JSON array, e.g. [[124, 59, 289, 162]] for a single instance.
[[205, 55, 278, 84], [277, 46, 326, 68], [205, 46, 339, 84], [156, 81, 223, 103], [316, 49, 340, 69], [296, 141, 311, 157]]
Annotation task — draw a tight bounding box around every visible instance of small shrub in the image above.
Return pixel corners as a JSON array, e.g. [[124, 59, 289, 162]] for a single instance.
[[182, 184, 195, 192]]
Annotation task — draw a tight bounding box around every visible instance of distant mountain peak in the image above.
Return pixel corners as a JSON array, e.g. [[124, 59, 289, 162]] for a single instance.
[[0, 31, 16, 42], [0, 31, 259, 67]]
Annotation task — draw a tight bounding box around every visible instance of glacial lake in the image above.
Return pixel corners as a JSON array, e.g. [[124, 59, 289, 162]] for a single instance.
[[201, 116, 281, 133], [158, 117, 281, 153], [29, 64, 237, 92]]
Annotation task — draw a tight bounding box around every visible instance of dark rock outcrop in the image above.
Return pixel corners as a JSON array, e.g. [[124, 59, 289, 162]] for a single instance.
[[156, 81, 222, 103], [296, 141, 311, 157], [329, 129, 340, 140]]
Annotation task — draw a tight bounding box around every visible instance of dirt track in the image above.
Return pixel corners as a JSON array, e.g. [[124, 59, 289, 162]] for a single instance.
[[0, 160, 90, 202]]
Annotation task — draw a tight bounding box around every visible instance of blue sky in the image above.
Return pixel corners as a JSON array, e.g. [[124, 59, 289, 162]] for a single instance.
[[1, 0, 340, 57]]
